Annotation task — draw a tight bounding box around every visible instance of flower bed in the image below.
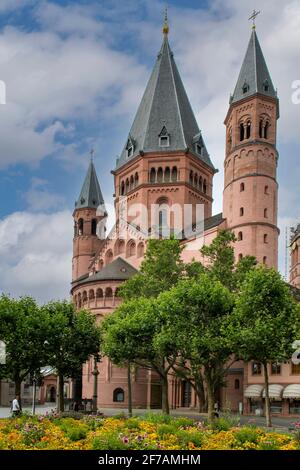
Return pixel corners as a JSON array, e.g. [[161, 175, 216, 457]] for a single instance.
[[0, 413, 299, 450]]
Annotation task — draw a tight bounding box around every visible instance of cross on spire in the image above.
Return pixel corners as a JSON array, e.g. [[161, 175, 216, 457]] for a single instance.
[[90, 148, 95, 161], [162, 5, 169, 35], [248, 9, 261, 29]]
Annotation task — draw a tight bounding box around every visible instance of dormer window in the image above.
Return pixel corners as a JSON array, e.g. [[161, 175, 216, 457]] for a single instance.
[[196, 143, 202, 155], [242, 81, 249, 94], [263, 80, 269, 92], [126, 135, 135, 159], [159, 126, 170, 148]]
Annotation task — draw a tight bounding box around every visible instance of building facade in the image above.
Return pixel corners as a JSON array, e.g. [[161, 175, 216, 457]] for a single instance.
[[71, 21, 300, 415]]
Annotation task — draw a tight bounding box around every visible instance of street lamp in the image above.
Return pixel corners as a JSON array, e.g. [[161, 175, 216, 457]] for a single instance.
[[92, 353, 101, 413]]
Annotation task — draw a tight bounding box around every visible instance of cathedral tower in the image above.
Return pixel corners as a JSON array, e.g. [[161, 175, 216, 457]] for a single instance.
[[223, 27, 279, 267], [112, 21, 216, 238], [72, 158, 106, 280]]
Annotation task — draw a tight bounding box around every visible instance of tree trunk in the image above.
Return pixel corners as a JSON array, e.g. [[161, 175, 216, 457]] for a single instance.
[[127, 363, 132, 417], [15, 378, 22, 411], [161, 375, 170, 414], [206, 379, 215, 424], [58, 373, 64, 412], [263, 362, 272, 427]]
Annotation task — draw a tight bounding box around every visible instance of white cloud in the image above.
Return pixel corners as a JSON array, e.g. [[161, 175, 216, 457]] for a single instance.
[[24, 177, 66, 212], [0, 210, 73, 303]]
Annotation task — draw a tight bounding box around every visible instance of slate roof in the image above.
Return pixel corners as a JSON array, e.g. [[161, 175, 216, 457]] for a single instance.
[[75, 160, 105, 210], [231, 29, 277, 104], [116, 34, 214, 170], [72, 257, 138, 287]]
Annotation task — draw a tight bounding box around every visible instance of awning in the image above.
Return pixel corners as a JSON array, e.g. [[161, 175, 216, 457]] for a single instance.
[[244, 384, 263, 398], [262, 384, 284, 399], [283, 384, 300, 399]]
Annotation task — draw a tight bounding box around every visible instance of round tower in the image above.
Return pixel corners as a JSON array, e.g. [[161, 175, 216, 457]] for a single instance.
[[72, 158, 106, 280], [223, 28, 279, 267]]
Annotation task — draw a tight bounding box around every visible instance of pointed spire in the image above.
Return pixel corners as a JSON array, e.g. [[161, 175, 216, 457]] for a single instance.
[[116, 29, 214, 170], [231, 28, 276, 104], [75, 158, 105, 210]]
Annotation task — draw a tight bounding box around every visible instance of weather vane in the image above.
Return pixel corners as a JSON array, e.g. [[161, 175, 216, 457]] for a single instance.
[[248, 9, 261, 29], [90, 148, 95, 161]]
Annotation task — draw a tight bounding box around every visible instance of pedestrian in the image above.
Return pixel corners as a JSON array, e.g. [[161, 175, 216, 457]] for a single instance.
[[11, 395, 21, 417]]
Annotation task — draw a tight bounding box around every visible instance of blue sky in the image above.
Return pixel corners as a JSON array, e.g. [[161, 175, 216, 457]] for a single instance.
[[0, 0, 300, 302]]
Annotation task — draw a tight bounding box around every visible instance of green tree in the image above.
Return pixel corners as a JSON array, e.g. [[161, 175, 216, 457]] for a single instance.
[[42, 301, 101, 412], [155, 274, 234, 422], [228, 267, 299, 427], [102, 298, 176, 414], [118, 238, 184, 300], [0, 295, 49, 405]]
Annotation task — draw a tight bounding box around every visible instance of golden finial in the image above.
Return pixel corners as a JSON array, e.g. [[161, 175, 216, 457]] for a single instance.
[[248, 9, 261, 30], [162, 6, 169, 35]]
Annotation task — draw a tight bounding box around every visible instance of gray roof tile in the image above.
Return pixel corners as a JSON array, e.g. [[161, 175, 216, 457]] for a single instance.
[[116, 35, 214, 170], [75, 160, 105, 210], [72, 257, 138, 286], [231, 29, 277, 104]]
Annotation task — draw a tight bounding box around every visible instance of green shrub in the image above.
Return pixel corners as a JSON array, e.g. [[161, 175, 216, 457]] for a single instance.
[[142, 412, 173, 424], [92, 433, 128, 450], [157, 424, 178, 438], [176, 429, 203, 447], [125, 418, 140, 430], [234, 427, 258, 444], [210, 414, 240, 431], [57, 418, 88, 441], [173, 417, 194, 429]]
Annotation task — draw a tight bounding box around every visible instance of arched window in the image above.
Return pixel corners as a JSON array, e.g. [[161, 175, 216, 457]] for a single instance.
[[238, 231, 243, 241], [121, 181, 125, 196], [240, 182, 245, 192], [91, 219, 97, 235], [171, 166, 178, 182], [114, 239, 125, 256], [89, 289, 95, 300], [264, 185, 269, 195], [263, 80, 269, 92], [74, 222, 78, 237], [242, 82, 249, 94], [96, 288, 103, 298], [199, 176, 203, 192], [137, 242, 145, 258], [246, 121, 251, 139], [264, 121, 269, 139], [203, 179, 207, 194], [240, 207, 244, 216], [130, 175, 134, 190], [125, 178, 129, 193], [105, 250, 113, 265], [240, 123, 245, 141], [189, 170, 193, 185], [234, 379, 240, 390], [82, 291, 87, 303], [263, 256, 267, 265], [134, 172, 139, 187], [105, 287, 113, 297], [150, 168, 156, 183], [238, 254, 243, 261], [126, 240, 136, 257], [78, 293, 82, 308], [113, 388, 124, 402], [194, 173, 198, 187], [99, 259, 104, 270], [164, 167, 170, 182], [157, 167, 163, 183], [78, 219, 84, 236], [264, 208, 268, 218], [228, 128, 232, 148], [259, 119, 263, 138], [264, 234, 268, 244]]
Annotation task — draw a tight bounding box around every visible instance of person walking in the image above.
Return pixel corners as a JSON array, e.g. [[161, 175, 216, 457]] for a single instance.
[[11, 395, 21, 417]]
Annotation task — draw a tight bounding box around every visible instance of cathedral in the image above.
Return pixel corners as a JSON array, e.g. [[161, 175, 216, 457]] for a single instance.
[[71, 19, 300, 416]]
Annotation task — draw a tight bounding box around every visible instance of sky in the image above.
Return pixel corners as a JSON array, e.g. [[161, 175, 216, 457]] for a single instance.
[[0, 0, 300, 303]]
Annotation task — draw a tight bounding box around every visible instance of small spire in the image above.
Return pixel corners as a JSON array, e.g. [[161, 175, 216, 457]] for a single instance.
[[162, 6, 169, 35], [248, 9, 261, 30]]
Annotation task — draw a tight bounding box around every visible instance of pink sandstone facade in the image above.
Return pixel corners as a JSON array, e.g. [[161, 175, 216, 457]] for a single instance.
[[70, 23, 300, 416]]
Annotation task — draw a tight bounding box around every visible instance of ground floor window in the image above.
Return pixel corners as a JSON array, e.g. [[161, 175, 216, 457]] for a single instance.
[[289, 400, 300, 414], [270, 401, 282, 414], [249, 400, 263, 414], [113, 388, 125, 402]]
